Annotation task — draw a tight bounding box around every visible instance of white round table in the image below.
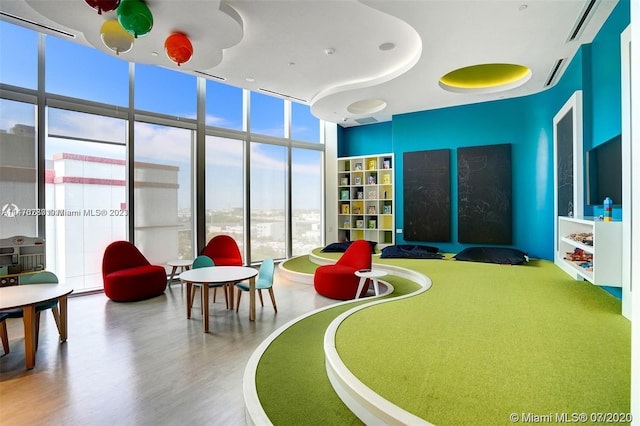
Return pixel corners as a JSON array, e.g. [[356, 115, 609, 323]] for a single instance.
[[354, 269, 387, 299], [0, 283, 74, 369], [180, 266, 258, 332], [166, 259, 193, 287]]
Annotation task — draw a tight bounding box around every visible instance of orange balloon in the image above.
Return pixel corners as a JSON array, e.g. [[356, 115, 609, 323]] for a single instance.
[[164, 33, 193, 66]]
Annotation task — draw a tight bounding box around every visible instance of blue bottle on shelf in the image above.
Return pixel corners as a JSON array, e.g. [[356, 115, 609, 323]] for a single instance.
[[603, 197, 613, 222]]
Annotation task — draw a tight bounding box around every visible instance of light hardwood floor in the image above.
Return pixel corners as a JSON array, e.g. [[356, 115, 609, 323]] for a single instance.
[[0, 271, 334, 425]]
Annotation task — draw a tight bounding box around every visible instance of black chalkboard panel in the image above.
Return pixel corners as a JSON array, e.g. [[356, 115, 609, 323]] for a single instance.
[[403, 149, 450, 242], [457, 143, 512, 244], [556, 112, 574, 216]]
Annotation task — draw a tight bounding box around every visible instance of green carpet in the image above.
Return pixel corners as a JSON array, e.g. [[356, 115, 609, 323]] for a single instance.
[[256, 262, 419, 425], [258, 255, 630, 425]]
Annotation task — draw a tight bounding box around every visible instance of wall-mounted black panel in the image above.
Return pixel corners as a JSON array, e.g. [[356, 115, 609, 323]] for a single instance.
[[457, 143, 512, 244], [403, 149, 450, 242], [556, 113, 574, 216]]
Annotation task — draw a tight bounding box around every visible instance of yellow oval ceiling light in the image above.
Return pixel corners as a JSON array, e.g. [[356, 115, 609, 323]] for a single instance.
[[439, 63, 531, 94]]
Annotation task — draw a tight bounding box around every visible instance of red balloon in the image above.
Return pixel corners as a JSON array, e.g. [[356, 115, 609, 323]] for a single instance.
[[85, 0, 120, 15], [164, 33, 193, 66]]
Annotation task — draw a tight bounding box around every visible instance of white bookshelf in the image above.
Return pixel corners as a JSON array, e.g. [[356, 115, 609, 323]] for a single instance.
[[337, 154, 394, 246]]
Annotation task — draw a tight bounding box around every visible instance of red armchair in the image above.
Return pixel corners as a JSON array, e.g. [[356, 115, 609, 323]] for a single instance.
[[202, 235, 243, 266], [314, 240, 372, 300], [102, 241, 167, 302]]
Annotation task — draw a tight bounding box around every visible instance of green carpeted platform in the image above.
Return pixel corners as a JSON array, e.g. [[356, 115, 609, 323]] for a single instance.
[[256, 254, 630, 425]]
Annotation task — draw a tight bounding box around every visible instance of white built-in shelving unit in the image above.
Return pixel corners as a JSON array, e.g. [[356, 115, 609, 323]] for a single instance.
[[337, 154, 394, 246], [555, 216, 622, 287]]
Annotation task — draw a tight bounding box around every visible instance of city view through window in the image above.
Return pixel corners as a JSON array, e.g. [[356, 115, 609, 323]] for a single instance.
[[0, 20, 324, 291]]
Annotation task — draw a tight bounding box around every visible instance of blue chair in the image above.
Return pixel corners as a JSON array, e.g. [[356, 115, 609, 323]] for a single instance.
[[1, 313, 9, 354], [235, 258, 276, 313], [3, 271, 60, 350], [189, 256, 228, 314]]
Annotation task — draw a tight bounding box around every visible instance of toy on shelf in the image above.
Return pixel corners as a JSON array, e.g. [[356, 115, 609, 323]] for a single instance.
[[566, 232, 593, 246], [564, 247, 593, 262]]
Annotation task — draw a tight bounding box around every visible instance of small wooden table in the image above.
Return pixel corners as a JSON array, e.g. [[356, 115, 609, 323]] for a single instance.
[[166, 259, 193, 287], [0, 283, 74, 369], [354, 269, 387, 299], [179, 266, 258, 332]]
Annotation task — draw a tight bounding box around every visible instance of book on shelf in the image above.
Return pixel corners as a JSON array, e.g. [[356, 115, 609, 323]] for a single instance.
[[354, 176, 362, 185], [383, 205, 392, 214], [340, 189, 349, 200], [340, 177, 349, 186], [383, 158, 391, 169], [343, 219, 350, 228], [382, 174, 391, 184], [341, 204, 350, 214], [354, 162, 363, 171], [368, 219, 377, 229], [368, 159, 377, 170], [368, 205, 376, 214], [368, 174, 376, 185], [353, 207, 361, 214], [368, 190, 377, 199], [356, 219, 364, 228]]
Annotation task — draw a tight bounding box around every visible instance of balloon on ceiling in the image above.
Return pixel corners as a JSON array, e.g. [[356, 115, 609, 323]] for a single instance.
[[85, 0, 120, 15], [100, 20, 134, 55], [164, 33, 193, 66], [117, 0, 153, 38]]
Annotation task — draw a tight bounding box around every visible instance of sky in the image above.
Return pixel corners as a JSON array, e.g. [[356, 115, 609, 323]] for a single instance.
[[0, 19, 322, 211]]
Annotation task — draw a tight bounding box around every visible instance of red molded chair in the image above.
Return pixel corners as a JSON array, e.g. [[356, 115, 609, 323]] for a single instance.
[[313, 240, 372, 300], [102, 241, 167, 302], [202, 235, 243, 266]]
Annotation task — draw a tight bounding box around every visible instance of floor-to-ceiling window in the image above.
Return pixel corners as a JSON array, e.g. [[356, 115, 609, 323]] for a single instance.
[[0, 19, 325, 292], [134, 122, 194, 265], [0, 99, 37, 239], [291, 148, 323, 256], [205, 135, 245, 254], [250, 142, 287, 261], [45, 108, 127, 290]]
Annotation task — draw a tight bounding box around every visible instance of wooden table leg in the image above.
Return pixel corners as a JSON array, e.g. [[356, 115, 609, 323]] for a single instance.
[[22, 305, 36, 370], [58, 295, 68, 342], [202, 284, 210, 333], [249, 276, 256, 321], [227, 283, 234, 310], [168, 266, 177, 287], [186, 282, 193, 319]]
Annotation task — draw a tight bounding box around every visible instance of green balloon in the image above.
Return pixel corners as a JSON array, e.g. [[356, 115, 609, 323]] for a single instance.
[[117, 0, 153, 38]]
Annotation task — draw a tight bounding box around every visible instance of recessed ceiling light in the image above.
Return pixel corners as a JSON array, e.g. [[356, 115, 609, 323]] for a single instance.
[[379, 42, 395, 51], [347, 98, 387, 115], [324, 48, 335, 56], [245, 77, 255, 82], [519, 4, 528, 11], [151, 51, 159, 56]]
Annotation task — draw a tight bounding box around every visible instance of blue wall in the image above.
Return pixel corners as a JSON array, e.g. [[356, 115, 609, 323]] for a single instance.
[[339, 1, 629, 260]]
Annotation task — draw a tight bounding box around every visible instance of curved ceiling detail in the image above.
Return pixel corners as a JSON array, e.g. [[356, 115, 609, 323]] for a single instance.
[[23, 0, 244, 70], [1, 0, 619, 127]]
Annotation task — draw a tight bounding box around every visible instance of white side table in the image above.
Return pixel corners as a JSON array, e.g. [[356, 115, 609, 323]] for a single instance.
[[354, 269, 387, 299], [167, 259, 193, 287]]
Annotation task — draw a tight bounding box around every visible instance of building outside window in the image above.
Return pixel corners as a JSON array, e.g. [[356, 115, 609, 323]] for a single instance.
[[0, 19, 324, 291]]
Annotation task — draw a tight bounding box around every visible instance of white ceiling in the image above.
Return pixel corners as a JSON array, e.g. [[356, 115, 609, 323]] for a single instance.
[[0, 0, 618, 127]]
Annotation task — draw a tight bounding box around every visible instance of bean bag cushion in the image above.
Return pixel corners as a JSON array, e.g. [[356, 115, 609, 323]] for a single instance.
[[321, 240, 377, 254], [453, 247, 529, 265], [380, 244, 443, 259], [314, 240, 372, 300]]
